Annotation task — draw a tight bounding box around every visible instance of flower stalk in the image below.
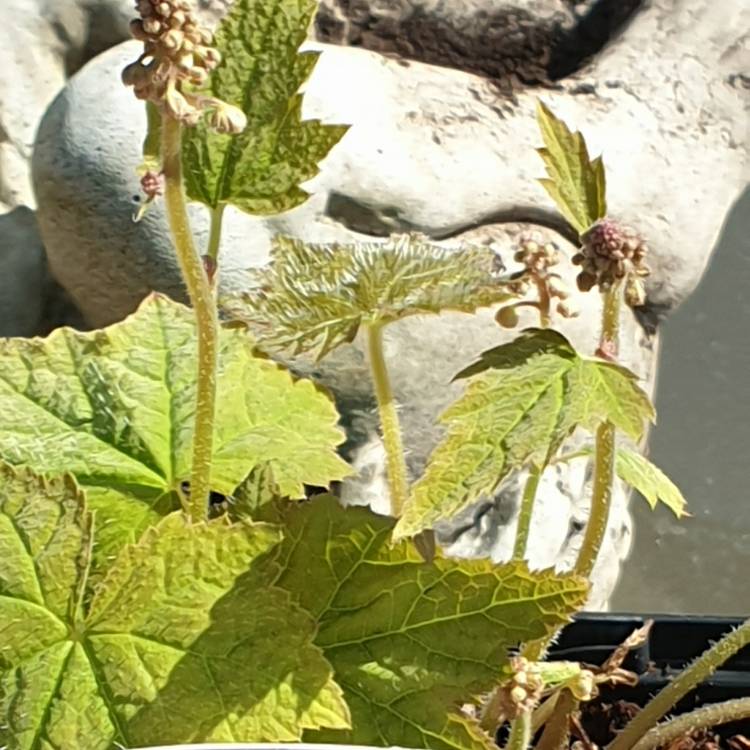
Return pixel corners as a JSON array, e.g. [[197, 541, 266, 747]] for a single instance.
[[162, 116, 219, 520], [573, 282, 621, 578]]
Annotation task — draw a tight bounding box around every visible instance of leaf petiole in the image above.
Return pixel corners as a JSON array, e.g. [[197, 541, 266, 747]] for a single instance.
[[366, 324, 409, 517]]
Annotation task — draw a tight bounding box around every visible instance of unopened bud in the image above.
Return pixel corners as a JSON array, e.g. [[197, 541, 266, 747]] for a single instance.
[[496, 305, 519, 329], [625, 277, 646, 307], [165, 85, 198, 122], [208, 102, 248, 134], [143, 16, 163, 35], [577, 271, 597, 293], [162, 29, 184, 51]]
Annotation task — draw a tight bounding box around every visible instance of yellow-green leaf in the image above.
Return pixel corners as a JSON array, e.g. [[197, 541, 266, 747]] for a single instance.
[[0, 463, 349, 749], [616, 448, 688, 518], [395, 329, 654, 540], [536, 100, 607, 234], [223, 234, 511, 360], [182, 0, 348, 213], [272, 496, 588, 750], [0, 294, 351, 571]]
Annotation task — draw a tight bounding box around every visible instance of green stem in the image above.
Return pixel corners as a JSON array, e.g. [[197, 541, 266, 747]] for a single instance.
[[574, 420, 616, 578], [367, 324, 409, 517], [608, 618, 750, 750], [630, 698, 750, 750], [206, 204, 226, 263], [513, 464, 543, 560], [162, 115, 218, 522], [504, 711, 532, 750], [573, 285, 621, 579]]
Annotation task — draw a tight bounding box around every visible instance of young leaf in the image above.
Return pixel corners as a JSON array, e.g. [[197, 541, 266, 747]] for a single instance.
[[555, 447, 688, 519], [536, 100, 607, 235], [0, 294, 351, 570], [223, 234, 511, 360], [0, 463, 349, 749], [182, 0, 348, 214], [394, 329, 654, 540], [615, 449, 687, 518], [273, 496, 589, 750]]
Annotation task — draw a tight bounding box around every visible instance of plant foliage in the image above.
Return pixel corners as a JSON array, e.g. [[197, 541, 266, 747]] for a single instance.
[[271, 496, 588, 750], [615, 448, 687, 518], [0, 294, 350, 570], [536, 101, 607, 235], [555, 447, 688, 519], [0, 463, 349, 750], [181, 0, 348, 213], [394, 329, 655, 539], [222, 234, 511, 360]]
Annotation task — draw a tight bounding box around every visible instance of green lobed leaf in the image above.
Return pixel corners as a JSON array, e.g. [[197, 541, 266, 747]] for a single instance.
[[182, 0, 348, 213], [271, 496, 588, 750], [394, 329, 654, 539], [536, 100, 607, 235], [0, 463, 349, 750], [0, 294, 351, 570], [222, 234, 512, 360], [556, 447, 688, 519], [615, 448, 687, 518]]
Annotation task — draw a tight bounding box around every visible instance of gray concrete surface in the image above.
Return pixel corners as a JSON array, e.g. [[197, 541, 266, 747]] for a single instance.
[[612, 186, 750, 616]]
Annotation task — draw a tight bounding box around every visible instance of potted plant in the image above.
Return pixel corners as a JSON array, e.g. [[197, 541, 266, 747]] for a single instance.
[[0, 1, 747, 749]]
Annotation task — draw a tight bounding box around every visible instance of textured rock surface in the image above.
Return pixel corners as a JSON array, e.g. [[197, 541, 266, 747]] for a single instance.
[[0, 0, 231, 336], [25, 0, 750, 606]]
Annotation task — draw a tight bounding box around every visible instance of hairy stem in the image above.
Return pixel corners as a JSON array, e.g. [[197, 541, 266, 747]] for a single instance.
[[609, 618, 750, 750], [206, 204, 226, 264], [367, 324, 409, 517], [162, 115, 218, 521], [504, 711, 532, 750], [513, 464, 543, 560], [573, 284, 621, 578], [574, 420, 616, 578], [631, 698, 750, 750]]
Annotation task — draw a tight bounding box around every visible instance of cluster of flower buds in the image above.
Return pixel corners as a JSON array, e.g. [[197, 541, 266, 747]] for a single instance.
[[493, 657, 545, 720], [573, 218, 650, 308], [122, 0, 247, 133], [496, 232, 578, 328]]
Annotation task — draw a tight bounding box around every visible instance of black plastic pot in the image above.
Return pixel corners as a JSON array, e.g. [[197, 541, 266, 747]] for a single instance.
[[548, 612, 750, 738]]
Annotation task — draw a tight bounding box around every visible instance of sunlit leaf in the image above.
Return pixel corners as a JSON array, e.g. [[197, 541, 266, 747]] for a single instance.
[[222, 234, 511, 360], [0, 463, 349, 750], [0, 294, 351, 570], [182, 0, 348, 213], [272, 496, 588, 750], [395, 329, 654, 539], [536, 100, 607, 234], [555, 447, 688, 519]]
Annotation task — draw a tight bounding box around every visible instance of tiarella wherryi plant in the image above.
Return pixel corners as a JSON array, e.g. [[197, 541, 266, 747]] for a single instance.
[[0, 2, 748, 750]]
